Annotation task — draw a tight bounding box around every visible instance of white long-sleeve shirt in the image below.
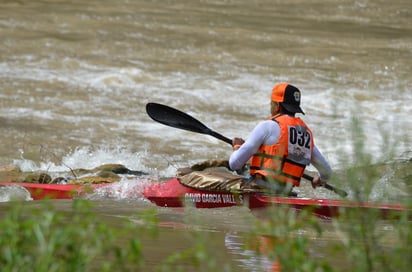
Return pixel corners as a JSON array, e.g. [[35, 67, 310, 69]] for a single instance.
[[229, 119, 332, 180]]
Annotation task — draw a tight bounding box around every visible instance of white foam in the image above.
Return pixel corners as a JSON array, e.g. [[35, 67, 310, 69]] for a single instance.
[[14, 146, 148, 174], [0, 185, 33, 202], [88, 177, 152, 201]]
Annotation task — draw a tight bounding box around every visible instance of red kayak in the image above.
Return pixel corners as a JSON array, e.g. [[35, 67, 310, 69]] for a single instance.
[[1, 179, 409, 219], [142, 178, 409, 219]]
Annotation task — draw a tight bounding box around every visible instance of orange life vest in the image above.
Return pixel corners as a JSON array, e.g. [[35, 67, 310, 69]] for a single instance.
[[249, 114, 314, 186]]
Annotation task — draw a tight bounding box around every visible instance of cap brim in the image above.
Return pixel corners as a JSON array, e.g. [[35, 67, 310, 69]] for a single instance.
[[282, 103, 305, 115]]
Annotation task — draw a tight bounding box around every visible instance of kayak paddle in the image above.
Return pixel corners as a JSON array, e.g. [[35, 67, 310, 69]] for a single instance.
[[146, 102, 348, 197]]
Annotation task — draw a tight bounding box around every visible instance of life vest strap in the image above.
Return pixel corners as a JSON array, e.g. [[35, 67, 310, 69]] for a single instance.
[[250, 156, 305, 186]]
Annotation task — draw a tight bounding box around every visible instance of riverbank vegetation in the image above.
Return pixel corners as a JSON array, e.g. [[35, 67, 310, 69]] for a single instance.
[[1, 157, 410, 271]]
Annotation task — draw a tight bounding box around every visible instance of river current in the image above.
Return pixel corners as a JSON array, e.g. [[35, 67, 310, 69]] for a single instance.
[[1, 0, 411, 270]]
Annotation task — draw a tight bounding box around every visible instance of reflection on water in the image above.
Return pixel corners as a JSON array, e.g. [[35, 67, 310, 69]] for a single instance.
[[225, 233, 274, 272]]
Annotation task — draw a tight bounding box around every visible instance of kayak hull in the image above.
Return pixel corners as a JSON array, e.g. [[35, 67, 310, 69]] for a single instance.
[[1, 179, 409, 219]]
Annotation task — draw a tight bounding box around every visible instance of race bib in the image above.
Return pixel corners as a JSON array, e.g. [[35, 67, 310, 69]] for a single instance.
[[287, 125, 311, 165]]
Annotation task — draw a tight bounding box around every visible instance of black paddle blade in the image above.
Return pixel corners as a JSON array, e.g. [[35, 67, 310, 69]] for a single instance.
[[146, 103, 212, 134], [146, 103, 232, 145]]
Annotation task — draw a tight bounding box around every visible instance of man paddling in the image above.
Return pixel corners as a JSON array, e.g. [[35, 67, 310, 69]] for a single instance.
[[229, 83, 333, 195]]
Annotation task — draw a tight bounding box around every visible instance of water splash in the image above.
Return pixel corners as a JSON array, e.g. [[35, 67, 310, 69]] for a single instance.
[[0, 185, 33, 202], [14, 146, 149, 174], [86, 176, 155, 202]]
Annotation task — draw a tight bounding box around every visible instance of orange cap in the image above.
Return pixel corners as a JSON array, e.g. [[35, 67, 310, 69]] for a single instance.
[[271, 83, 305, 114]]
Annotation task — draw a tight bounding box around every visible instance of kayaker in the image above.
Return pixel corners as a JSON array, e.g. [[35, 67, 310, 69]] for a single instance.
[[229, 83, 333, 195]]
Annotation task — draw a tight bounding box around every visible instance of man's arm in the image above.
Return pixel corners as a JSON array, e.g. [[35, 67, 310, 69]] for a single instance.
[[311, 146, 333, 181]]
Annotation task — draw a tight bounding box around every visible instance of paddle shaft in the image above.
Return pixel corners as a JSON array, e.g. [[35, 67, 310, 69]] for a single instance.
[[146, 103, 348, 197], [209, 131, 232, 145], [302, 174, 348, 197]]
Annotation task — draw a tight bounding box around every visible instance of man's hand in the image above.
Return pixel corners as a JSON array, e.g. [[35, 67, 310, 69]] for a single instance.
[[311, 174, 326, 189], [232, 137, 245, 150]]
